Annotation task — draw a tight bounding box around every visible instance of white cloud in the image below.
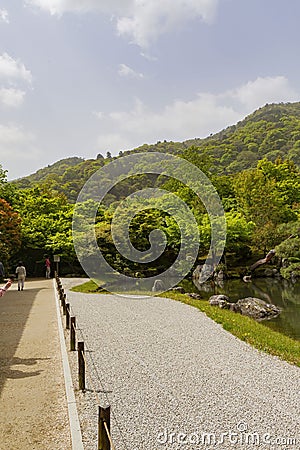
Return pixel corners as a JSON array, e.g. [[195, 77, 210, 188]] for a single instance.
[[0, 53, 32, 84], [0, 8, 9, 23], [140, 52, 158, 61], [231, 76, 297, 110], [96, 133, 131, 153], [93, 111, 104, 120], [25, 0, 218, 47], [25, 0, 133, 16], [0, 54, 32, 108], [118, 63, 143, 79], [95, 76, 299, 152], [0, 123, 40, 179], [116, 0, 218, 47], [0, 88, 26, 107], [0, 123, 35, 146]]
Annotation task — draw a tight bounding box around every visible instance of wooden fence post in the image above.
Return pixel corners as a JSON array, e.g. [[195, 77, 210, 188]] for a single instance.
[[98, 406, 111, 450], [59, 290, 64, 307], [70, 317, 76, 351], [62, 294, 66, 315], [66, 303, 70, 329], [78, 341, 85, 391]]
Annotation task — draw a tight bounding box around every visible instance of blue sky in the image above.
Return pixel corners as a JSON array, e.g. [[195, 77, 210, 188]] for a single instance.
[[0, 0, 300, 179]]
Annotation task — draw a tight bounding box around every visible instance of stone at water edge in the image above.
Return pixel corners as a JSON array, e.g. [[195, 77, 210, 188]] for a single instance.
[[208, 295, 281, 320], [209, 294, 230, 309], [236, 297, 281, 320]]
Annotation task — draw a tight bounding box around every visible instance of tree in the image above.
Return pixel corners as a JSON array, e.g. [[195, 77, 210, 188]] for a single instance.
[[0, 164, 7, 189], [12, 186, 76, 273], [233, 159, 299, 251], [0, 198, 22, 264], [225, 212, 255, 258]]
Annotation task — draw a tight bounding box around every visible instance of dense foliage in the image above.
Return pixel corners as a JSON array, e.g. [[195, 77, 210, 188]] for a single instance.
[[1, 102, 300, 279]]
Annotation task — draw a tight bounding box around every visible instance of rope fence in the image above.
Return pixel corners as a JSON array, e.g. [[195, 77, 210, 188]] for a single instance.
[[54, 272, 117, 450]]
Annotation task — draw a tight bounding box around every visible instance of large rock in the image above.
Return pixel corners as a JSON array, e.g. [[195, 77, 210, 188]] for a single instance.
[[209, 295, 230, 309], [236, 297, 281, 320], [193, 264, 214, 282], [208, 295, 281, 320]]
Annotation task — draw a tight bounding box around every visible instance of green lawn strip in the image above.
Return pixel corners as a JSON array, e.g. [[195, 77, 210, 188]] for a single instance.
[[70, 280, 300, 367], [163, 291, 300, 367], [71, 280, 105, 293], [70, 280, 153, 296]]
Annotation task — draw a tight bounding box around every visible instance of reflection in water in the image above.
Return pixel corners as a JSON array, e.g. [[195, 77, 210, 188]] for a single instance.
[[188, 278, 300, 341]]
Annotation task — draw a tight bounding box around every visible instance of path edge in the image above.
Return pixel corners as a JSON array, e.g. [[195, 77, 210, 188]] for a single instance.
[[53, 279, 84, 450]]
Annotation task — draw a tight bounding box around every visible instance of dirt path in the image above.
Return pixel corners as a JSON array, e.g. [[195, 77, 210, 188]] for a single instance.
[[0, 279, 71, 450]]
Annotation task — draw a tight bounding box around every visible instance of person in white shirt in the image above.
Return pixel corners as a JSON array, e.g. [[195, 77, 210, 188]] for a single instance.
[[16, 262, 26, 291]]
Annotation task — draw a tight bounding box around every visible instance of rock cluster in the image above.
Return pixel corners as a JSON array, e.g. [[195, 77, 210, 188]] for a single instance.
[[209, 295, 281, 320]]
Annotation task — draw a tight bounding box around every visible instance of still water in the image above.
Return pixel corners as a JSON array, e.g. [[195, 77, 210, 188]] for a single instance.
[[183, 278, 300, 341]]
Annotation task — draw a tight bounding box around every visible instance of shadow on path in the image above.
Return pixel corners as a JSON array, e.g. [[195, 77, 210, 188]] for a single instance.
[[0, 281, 48, 395]]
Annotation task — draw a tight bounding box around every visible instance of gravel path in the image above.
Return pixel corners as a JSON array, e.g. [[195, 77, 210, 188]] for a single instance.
[[63, 281, 300, 450]]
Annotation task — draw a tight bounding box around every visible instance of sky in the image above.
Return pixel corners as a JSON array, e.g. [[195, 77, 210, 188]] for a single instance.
[[0, 0, 300, 180]]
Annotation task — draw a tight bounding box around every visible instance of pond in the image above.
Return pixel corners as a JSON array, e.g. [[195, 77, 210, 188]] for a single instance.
[[182, 278, 300, 341]]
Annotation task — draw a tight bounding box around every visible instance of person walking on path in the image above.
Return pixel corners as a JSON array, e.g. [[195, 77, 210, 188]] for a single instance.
[[45, 256, 51, 279], [16, 261, 26, 291]]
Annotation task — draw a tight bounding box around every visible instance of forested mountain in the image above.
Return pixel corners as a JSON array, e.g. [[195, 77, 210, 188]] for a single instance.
[[11, 102, 300, 202], [15, 157, 84, 188], [1, 102, 300, 280]]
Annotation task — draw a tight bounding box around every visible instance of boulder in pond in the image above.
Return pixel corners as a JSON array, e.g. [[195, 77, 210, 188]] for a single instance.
[[209, 294, 230, 309], [236, 297, 281, 320]]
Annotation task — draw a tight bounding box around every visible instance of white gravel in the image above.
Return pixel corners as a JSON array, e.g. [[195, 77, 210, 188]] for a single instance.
[[62, 279, 300, 450]]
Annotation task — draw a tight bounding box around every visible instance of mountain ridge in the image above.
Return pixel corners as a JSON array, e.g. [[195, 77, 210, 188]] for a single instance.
[[11, 101, 300, 201]]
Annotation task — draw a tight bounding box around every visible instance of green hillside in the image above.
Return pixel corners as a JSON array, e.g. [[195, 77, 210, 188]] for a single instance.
[[12, 102, 300, 202], [2, 102, 300, 286], [14, 157, 84, 188]]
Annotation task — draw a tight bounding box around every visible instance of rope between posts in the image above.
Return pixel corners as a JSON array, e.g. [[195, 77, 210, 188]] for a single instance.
[[79, 344, 117, 450], [80, 351, 100, 402], [77, 326, 130, 450], [71, 311, 117, 449], [104, 421, 116, 450], [57, 277, 129, 450]]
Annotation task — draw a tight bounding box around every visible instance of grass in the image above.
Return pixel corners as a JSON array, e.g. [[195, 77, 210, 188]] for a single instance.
[[70, 280, 300, 367], [163, 291, 300, 367], [71, 280, 104, 293], [70, 280, 153, 296]]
